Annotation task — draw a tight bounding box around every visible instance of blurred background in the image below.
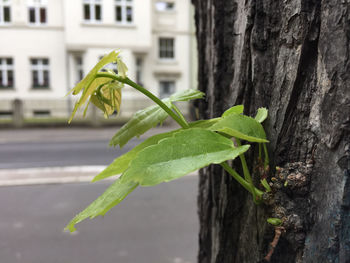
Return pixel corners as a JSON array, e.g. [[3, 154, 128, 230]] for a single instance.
[[0, 0, 198, 262], [0, 0, 197, 125]]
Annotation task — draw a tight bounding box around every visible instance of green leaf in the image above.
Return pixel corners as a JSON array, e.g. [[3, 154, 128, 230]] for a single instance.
[[209, 113, 269, 143], [109, 89, 204, 148], [121, 128, 250, 186], [189, 118, 221, 129], [93, 130, 179, 182], [170, 89, 205, 102], [65, 178, 138, 232], [222, 105, 244, 117], [109, 100, 172, 148], [255, 107, 268, 123]]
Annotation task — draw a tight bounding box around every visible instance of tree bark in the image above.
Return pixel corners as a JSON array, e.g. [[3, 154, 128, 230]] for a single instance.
[[191, 0, 350, 262]]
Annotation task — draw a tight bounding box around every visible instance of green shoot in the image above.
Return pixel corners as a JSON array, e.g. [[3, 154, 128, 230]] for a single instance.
[[65, 50, 271, 232]]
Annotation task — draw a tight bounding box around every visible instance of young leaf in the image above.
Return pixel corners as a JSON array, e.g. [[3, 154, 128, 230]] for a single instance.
[[255, 107, 268, 123], [170, 89, 205, 102], [115, 57, 128, 78], [65, 178, 138, 232], [261, 178, 271, 192], [222, 105, 244, 117], [68, 50, 126, 122], [93, 130, 180, 182], [267, 218, 282, 226], [209, 113, 269, 143], [121, 128, 250, 186], [71, 50, 120, 96], [109, 100, 172, 148], [90, 81, 123, 118], [69, 77, 112, 122]]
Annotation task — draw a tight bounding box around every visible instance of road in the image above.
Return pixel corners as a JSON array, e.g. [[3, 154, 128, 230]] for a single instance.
[[0, 139, 137, 169], [0, 127, 198, 263], [0, 127, 156, 169], [0, 179, 198, 263]]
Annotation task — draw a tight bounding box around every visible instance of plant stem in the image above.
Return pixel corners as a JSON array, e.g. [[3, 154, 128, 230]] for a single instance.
[[263, 143, 269, 169], [236, 138, 257, 202], [220, 162, 263, 197], [171, 102, 189, 126], [95, 73, 189, 128]]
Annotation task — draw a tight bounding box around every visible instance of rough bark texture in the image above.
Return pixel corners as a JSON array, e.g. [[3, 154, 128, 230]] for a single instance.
[[192, 0, 350, 262]]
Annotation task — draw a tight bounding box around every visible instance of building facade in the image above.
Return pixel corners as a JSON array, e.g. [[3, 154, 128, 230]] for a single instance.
[[0, 0, 196, 120]]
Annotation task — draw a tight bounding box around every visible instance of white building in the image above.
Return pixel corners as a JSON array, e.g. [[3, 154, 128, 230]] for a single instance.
[[0, 0, 196, 120]]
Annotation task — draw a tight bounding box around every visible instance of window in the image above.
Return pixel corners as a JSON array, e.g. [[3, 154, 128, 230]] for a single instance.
[[30, 58, 50, 89], [33, 110, 50, 118], [155, 1, 174, 12], [28, 0, 47, 25], [159, 38, 174, 59], [115, 0, 133, 24], [159, 81, 175, 99], [83, 0, 102, 23], [0, 57, 14, 89], [0, 0, 11, 24], [135, 57, 143, 86], [75, 56, 84, 83], [0, 111, 13, 119]]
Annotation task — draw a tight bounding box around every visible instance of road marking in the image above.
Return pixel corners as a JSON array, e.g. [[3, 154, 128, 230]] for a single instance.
[[0, 166, 197, 187]]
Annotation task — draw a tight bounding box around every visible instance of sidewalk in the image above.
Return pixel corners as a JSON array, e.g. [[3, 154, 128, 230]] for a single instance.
[[0, 166, 197, 187], [0, 166, 109, 186]]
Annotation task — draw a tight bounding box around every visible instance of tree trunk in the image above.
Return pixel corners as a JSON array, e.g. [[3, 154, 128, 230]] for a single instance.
[[192, 0, 350, 262]]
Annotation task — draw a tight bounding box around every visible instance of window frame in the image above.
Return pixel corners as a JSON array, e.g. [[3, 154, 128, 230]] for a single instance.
[[158, 37, 175, 60], [30, 58, 50, 89], [83, 0, 102, 23], [115, 0, 133, 25], [0, 57, 14, 89], [27, 0, 47, 26], [0, 0, 11, 25]]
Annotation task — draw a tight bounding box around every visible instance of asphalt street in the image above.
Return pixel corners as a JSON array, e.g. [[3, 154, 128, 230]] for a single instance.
[[0, 127, 149, 169], [0, 179, 198, 263], [0, 139, 137, 169], [0, 127, 198, 263]]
